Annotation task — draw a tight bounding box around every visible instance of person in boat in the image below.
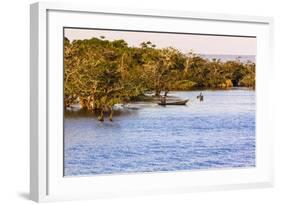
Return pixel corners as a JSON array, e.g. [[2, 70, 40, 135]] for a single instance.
[[160, 95, 166, 104], [197, 92, 204, 102]]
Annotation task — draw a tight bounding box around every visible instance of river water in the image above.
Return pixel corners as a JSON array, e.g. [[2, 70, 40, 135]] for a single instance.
[[64, 89, 255, 176]]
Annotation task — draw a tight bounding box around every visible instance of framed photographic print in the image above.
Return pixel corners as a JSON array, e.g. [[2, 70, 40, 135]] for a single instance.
[[30, 2, 274, 202]]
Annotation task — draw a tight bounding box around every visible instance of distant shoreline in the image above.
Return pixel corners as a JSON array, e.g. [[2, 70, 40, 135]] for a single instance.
[[202, 54, 255, 63]]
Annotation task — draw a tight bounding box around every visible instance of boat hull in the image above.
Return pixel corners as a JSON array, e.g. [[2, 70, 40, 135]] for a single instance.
[[158, 99, 189, 106]]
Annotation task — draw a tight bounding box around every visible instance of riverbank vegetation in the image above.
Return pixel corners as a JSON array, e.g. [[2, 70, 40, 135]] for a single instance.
[[64, 36, 255, 121]]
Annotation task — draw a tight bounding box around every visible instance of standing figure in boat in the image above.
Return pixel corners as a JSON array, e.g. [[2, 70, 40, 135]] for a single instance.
[[197, 92, 204, 102], [160, 96, 166, 105]]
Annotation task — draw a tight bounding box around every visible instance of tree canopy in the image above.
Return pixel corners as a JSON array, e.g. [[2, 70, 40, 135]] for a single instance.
[[64, 36, 255, 120]]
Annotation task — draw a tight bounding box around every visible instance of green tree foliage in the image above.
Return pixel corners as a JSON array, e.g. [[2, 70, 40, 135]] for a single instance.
[[64, 37, 255, 120]]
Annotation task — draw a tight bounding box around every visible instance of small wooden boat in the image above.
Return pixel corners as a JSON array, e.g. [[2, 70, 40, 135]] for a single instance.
[[158, 99, 189, 106]]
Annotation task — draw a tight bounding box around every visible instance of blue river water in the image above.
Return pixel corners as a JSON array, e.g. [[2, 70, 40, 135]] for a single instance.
[[64, 89, 255, 176]]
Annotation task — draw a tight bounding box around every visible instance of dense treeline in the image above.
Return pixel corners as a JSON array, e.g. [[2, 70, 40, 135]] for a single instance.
[[64, 36, 255, 121]]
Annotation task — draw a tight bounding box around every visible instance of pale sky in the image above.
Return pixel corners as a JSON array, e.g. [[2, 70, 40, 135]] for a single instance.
[[64, 28, 256, 56]]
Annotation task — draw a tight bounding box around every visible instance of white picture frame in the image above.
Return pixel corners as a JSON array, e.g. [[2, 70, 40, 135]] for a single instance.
[[30, 1, 274, 202]]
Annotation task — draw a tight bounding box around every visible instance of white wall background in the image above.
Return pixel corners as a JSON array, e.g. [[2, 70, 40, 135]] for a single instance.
[[0, 0, 280, 204]]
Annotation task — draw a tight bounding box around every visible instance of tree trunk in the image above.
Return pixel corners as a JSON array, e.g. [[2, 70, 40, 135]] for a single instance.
[[109, 107, 114, 121], [98, 109, 104, 122], [79, 97, 88, 110], [155, 89, 161, 97]]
